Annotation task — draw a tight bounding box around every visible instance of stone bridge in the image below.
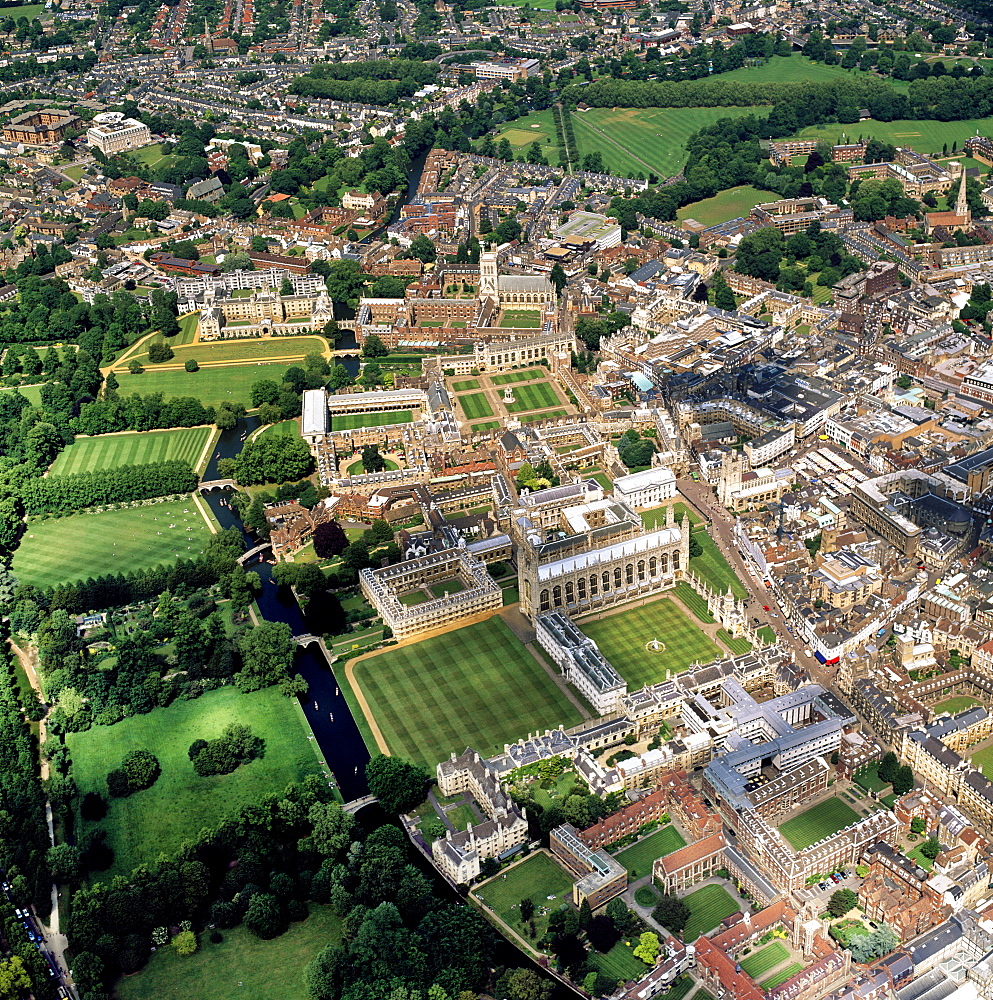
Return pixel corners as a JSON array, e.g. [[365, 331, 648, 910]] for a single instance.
[[237, 542, 272, 565], [200, 479, 237, 491], [341, 794, 377, 815], [293, 633, 322, 647]]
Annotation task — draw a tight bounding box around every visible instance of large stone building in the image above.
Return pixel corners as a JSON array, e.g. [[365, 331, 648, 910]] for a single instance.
[[86, 112, 152, 154], [2, 108, 79, 145], [513, 481, 688, 620], [479, 249, 555, 308], [198, 286, 334, 339]]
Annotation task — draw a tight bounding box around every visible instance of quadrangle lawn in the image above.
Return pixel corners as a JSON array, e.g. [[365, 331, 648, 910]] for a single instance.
[[332, 409, 413, 431], [492, 368, 546, 385], [971, 744, 993, 780], [614, 825, 686, 877], [779, 797, 861, 851], [457, 392, 494, 420], [114, 903, 340, 1000], [690, 532, 747, 600], [499, 309, 542, 328], [350, 617, 583, 767], [14, 499, 214, 589], [934, 695, 983, 715], [590, 939, 648, 983], [762, 965, 805, 990], [50, 426, 213, 476], [68, 685, 323, 880], [117, 362, 297, 409], [506, 382, 561, 413], [474, 852, 572, 939], [681, 884, 740, 942], [451, 378, 480, 392], [580, 599, 721, 688], [740, 941, 789, 979]]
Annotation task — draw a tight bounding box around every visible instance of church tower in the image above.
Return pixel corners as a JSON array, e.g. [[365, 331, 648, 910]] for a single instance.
[[203, 18, 214, 55], [479, 249, 498, 301]]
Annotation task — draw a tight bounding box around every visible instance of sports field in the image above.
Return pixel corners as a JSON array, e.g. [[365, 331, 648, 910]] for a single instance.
[[677, 185, 768, 227], [494, 109, 559, 150], [934, 695, 982, 715], [681, 884, 740, 941], [117, 362, 296, 409], [350, 617, 583, 766], [68, 685, 322, 879], [474, 852, 572, 938], [116, 904, 340, 1000], [720, 54, 909, 91], [492, 368, 545, 385], [971, 744, 993, 780], [457, 392, 494, 420], [14, 499, 213, 589], [791, 117, 993, 157], [143, 335, 327, 369], [741, 942, 790, 980], [50, 427, 213, 476], [779, 797, 860, 851], [579, 598, 721, 688], [614, 825, 686, 876], [690, 533, 747, 600], [570, 105, 772, 178], [507, 382, 561, 413], [499, 309, 542, 328], [332, 409, 413, 431]]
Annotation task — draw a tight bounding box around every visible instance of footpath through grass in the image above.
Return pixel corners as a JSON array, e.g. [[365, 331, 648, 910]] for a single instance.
[[14, 498, 213, 589], [350, 617, 583, 767], [50, 427, 213, 476], [68, 686, 323, 880], [779, 797, 860, 851], [474, 852, 572, 942], [580, 598, 721, 688], [114, 903, 341, 1000]]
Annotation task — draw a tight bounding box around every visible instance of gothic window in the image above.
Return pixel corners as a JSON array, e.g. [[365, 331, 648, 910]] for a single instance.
[[649, 557, 657, 576], [565, 581, 575, 604], [638, 560, 646, 581], [603, 571, 610, 591], [553, 585, 562, 607], [626, 564, 634, 585], [673, 552, 680, 570], [540, 589, 550, 612], [660, 553, 669, 573], [590, 574, 598, 595], [614, 568, 622, 588], [578, 578, 586, 600]]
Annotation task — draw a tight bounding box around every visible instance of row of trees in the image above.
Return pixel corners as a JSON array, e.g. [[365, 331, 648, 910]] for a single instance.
[[20, 460, 198, 515]]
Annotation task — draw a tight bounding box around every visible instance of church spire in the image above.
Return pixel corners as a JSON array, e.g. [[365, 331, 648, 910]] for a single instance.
[[956, 168, 969, 220]]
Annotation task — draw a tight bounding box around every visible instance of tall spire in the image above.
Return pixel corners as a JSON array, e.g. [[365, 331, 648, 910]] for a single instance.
[[956, 168, 969, 221]]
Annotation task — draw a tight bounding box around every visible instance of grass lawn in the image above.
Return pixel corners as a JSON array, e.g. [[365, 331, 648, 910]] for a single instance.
[[580, 598, 721, 688], [718, 629, 752, 655], [14, 499, 213, 589], [144, 336, 327, 370], [259, 419, 301, 442], [506, 382, 561, 413], [591, 472, 612, 491], [571, 106, 772, 178], [68, 686, 323, 879], [614, 825, 686, 876], [640, 503, 702, 529], [114, 904, 340, 1000], [332, 409, 413, 431], [757, 625, 777, 645], [677, 185, 768, 227], [934, 695, 983, 715], [761, 965, 804, 990], [673, 583, 715, 624], [741, 942, 789, 979], [117, 362, 296, 409], [350, 617, 583, 767], [721, 54, 907, 90], [499, 310, 542, 328], [457, 392, 494, 420], [50, 427, 213, 476], [905, 845, 935, 871], [971, 743, 993, 780], [399, 591, 430, 607], [589, 939, 648, 982], [0, 384, 42, 405], [131, 142, 177, 171], [494, 109, 559, 151], [474, 852, 572, 939], [853, 764, 890, 795], [791, 117, 993, 157], [519, 409, 568, 424], [492, 368, 545, 385], [690, 533, 747, 599], [452, 378, 480, 392], [681, 884, 740, 942], [429, 578, 464, 598], [471, 420, 501, 432], [779, 798, 860, 851], [445, 803, 478, 831], [345, 457, 398, 475]]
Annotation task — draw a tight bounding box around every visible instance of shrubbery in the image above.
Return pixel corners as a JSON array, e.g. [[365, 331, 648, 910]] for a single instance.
[[189, 724, 265, 776], [107, 749, 160, 797]]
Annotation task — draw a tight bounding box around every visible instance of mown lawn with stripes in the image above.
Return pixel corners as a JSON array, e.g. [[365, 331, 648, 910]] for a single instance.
[[571, 105, 772, 177], [506, 382, 561, 413], [741, 942, 790, 980], [456, 392, 494, 420], [580, 598, 721, 688], [682, 884, 741, 942], [492, 368, 545, 385], [351, 617, 583, 767], [14, 499, 213, 589], [50, 427, 213, 476], [779, 797, 860, 851]]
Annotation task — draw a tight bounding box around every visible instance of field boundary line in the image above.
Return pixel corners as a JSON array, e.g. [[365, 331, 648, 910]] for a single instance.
[[195, 427, 221, 476], [192, 490, 219, 534]]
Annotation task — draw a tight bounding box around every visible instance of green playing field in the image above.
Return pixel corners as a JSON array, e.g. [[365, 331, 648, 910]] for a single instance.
[[14, 499, 214, 589], [49, 427, 214, 476], [579, 598, 721, 688], [779, 797, 861, 851], [350, 617, 583, 767]]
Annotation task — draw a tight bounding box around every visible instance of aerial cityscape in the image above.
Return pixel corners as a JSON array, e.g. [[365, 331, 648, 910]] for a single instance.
[[10, 0, 993, 998]]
